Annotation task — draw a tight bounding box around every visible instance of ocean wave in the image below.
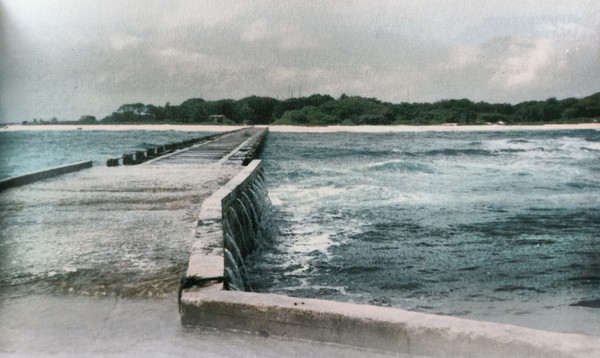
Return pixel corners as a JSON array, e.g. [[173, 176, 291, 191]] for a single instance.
[[336, 265, 383, 274], [497, 148, 527, 153], [568, 276, 600, 284], [134, 142, 160, 149], [367, 160, 436, 173], [565, 180, 600, 189], [378, 282, 425, 290], [494, 285, 546, 293], [508, 139, 532, 144], [422, 148, 496, 157], [570, 299, 600, 308]]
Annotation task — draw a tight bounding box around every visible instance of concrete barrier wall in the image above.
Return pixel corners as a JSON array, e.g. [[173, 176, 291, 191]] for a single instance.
[[0, 161, 93, 191], [181, 287, 600, 358], [182, 160, 265, 290]]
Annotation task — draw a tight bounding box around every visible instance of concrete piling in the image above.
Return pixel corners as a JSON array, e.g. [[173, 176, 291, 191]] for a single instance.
[[135, 150, 146, 163], [146, 148, 157, 157], [123, 153, 135, 165]]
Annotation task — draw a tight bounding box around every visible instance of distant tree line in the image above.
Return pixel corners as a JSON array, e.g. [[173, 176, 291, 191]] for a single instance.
[[24, 91, 600, 126]]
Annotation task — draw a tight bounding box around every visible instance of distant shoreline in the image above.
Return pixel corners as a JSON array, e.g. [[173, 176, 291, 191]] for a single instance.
[[2, 123, 600, 133]]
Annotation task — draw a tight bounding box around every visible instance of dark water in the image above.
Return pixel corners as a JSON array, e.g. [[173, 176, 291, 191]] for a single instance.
[[248, 130, 600, 332], [0, 130, 211, 179]]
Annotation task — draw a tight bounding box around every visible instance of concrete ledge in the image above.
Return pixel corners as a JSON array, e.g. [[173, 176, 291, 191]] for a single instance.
[[181, 289, 600, 358], [185, 160, 263, 278], [0, 161, 93, 191]]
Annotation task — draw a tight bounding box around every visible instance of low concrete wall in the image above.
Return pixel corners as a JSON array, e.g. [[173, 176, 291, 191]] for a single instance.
[[182, 160, 265, 288], [0, 161, 93, 191], [181, 287, 600, 358]]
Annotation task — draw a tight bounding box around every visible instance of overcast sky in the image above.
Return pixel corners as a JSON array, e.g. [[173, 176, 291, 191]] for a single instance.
[[1, 0, 599, 122]]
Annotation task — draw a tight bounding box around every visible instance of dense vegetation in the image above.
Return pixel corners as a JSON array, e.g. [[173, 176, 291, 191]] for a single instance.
[[26, 92, 600, 126]]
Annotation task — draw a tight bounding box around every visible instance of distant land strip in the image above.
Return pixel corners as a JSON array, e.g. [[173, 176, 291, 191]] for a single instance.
[[18, 92, 600, 127]]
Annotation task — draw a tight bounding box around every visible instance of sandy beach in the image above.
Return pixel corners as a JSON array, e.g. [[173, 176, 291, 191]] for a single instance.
[[2, 123, 599, 133]]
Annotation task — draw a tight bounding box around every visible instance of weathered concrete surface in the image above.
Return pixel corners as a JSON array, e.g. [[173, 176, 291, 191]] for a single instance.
[[0, 164, 240, 297], [181, 288, 600, 358], [183, 160, 265, 292], [0, 294, 407, 357], [148, 127, 266, 166]]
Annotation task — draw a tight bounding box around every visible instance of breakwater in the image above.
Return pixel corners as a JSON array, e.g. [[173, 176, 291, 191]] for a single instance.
[[180, 159, 268, 296], [0, 160, 92, 191], [223, 127, 269, 166], [180, 171, 600, 358], [106, 132, 227, 166], [2, 127, 598, 356], [0, 127, 268, 299]]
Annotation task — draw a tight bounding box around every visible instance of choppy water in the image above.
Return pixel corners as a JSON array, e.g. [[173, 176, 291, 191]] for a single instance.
[[248, 129, 600, 332], [1, 128, 599, 336]]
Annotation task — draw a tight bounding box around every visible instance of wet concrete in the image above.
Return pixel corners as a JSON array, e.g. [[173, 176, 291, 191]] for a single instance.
[[0, 294, 405, 357], [0, 164, 240, 297], [0, 128, 304, 356], [0, 128, 266, 298]]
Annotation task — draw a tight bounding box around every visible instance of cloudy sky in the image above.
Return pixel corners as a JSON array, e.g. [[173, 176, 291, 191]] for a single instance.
[[1, 0, 599, 122]]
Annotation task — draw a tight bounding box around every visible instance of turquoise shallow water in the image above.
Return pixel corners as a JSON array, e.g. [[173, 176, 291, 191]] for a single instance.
[[249, 129, 600, 332]]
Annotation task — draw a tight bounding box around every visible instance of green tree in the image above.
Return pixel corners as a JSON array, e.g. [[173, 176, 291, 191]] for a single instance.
[[275, 109, 309, 124], [77, 115, 97, 124], [238, 96, 278, 124]]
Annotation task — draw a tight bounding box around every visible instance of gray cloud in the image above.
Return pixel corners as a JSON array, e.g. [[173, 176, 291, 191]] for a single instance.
[[1, 0, 599, 122]]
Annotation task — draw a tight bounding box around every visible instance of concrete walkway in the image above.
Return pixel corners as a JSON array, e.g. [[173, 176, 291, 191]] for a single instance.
[[0, 127, 266, 298], [0, 127, 295, 356]]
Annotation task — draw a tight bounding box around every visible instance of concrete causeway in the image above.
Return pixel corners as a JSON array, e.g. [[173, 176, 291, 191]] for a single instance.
[[2, 125, 600, 357], [146, 127, 267, 166], [0, 127, 267, 297]]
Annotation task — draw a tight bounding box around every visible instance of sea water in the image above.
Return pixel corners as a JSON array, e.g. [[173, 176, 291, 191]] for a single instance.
[[0, 128, 599, 337], [248, 129, 600, 334]]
